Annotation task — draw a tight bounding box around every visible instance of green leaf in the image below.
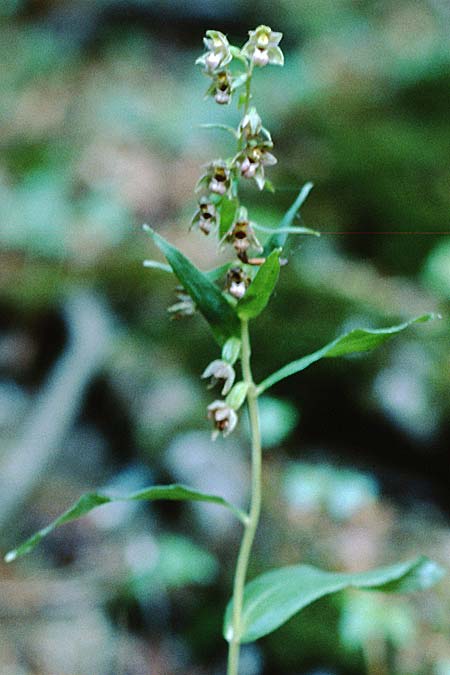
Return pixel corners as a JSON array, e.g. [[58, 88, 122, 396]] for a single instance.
[[143, 259, 173, 273], [144, 259, 230, 283], [144, 226, 240, 345], [264, 182, 315, 254], [205, 263, 231, 282], [237, 249, 281, 320], [253, 223, 319, 237], [223, 557, 445, 644], [198, 123, 238, 139], [258, 314, 437, 393], [5, 484, 247, 562], [218, 197, 238, 239]]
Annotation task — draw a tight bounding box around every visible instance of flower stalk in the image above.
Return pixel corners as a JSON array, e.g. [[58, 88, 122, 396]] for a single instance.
[[227, 318, 262, 675]]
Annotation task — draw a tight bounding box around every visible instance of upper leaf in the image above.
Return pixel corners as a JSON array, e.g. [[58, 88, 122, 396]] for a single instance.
[[264, 182, 315, 254], [257, 314, 437, 393], [144, 226, 240, 345], [237, 249, 281, 320], [223, 557, 445, 644], [5, 484, 247, 562]]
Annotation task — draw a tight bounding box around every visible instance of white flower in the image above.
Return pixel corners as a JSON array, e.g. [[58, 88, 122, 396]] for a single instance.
[[196, 30, 232, 72], [202, 359, 235, 395], [207, 400, 238, 440], [241, 25, 284, 68]]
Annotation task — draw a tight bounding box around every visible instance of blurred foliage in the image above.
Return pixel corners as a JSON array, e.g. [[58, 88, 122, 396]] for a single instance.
[[0, 1, 449, 674]]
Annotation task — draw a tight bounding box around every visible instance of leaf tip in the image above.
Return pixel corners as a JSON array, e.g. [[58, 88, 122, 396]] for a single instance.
[[4, 550, 17, 563], [224, 625, 234, 642], [142, 223, 152, 234], [416, 556, 446, 588]]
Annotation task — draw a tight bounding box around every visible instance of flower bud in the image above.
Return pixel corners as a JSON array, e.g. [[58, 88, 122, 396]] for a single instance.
[[221, 337, 241, 365], [225, 382, 249, 411]]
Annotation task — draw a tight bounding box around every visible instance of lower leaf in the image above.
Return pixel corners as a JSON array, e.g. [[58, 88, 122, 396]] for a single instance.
[[5, 484, 247, 562], [223, 557, 445, 643]]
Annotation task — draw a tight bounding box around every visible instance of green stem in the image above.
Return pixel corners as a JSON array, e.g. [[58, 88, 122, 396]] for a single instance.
[[243, 62, 253, 115], [227, 319, 262, 675]]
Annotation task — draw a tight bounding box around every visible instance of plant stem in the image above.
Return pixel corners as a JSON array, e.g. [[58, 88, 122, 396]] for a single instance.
[[227, 319, 262, 675], [243, 62, 253, 116]]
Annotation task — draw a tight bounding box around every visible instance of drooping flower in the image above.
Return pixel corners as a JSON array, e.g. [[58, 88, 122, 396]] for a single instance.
[[226, 266, 251, 299], [205, 70, 233, 105], [207, 400, 238, 440], [196, 30, 232, 72], [167, 287, 196, 318], [224, 210, 262, 262], [239, 146, 277, 190], [190, 198, 218, 235], [201, 359, 236, 395], [241, 25, 284, 68], [196, 160, 232, 197], [239, 107, 273, 147]]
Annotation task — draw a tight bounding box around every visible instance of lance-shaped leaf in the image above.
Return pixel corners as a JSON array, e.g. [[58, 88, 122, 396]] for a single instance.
[[257, 314, 437, 393], [144, 226, 239, 345], [237, 249, 281, 320], [144, 259, 231, 283], [223, 557, 445, 644], [5, 484, 247, 562], [264, 182, 316, 254]]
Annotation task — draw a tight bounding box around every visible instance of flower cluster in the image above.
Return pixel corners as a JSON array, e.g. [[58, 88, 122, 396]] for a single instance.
[[196, 26, 284, 105], [193, 27, 284, 438], [195, 30, 234, 105]]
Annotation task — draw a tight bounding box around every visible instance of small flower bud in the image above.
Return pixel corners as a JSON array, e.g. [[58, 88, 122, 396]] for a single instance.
[[221, 337, 241, 365], [201, 359, 236, 395], [207, 400, 238, 440], [225, 382, 249, 411]]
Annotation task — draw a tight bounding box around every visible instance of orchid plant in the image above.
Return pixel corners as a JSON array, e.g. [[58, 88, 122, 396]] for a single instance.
[[5, 26, 445, 675]]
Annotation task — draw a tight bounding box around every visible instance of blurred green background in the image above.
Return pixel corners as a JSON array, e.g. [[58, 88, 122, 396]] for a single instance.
[[0, 1, 449, 674]]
